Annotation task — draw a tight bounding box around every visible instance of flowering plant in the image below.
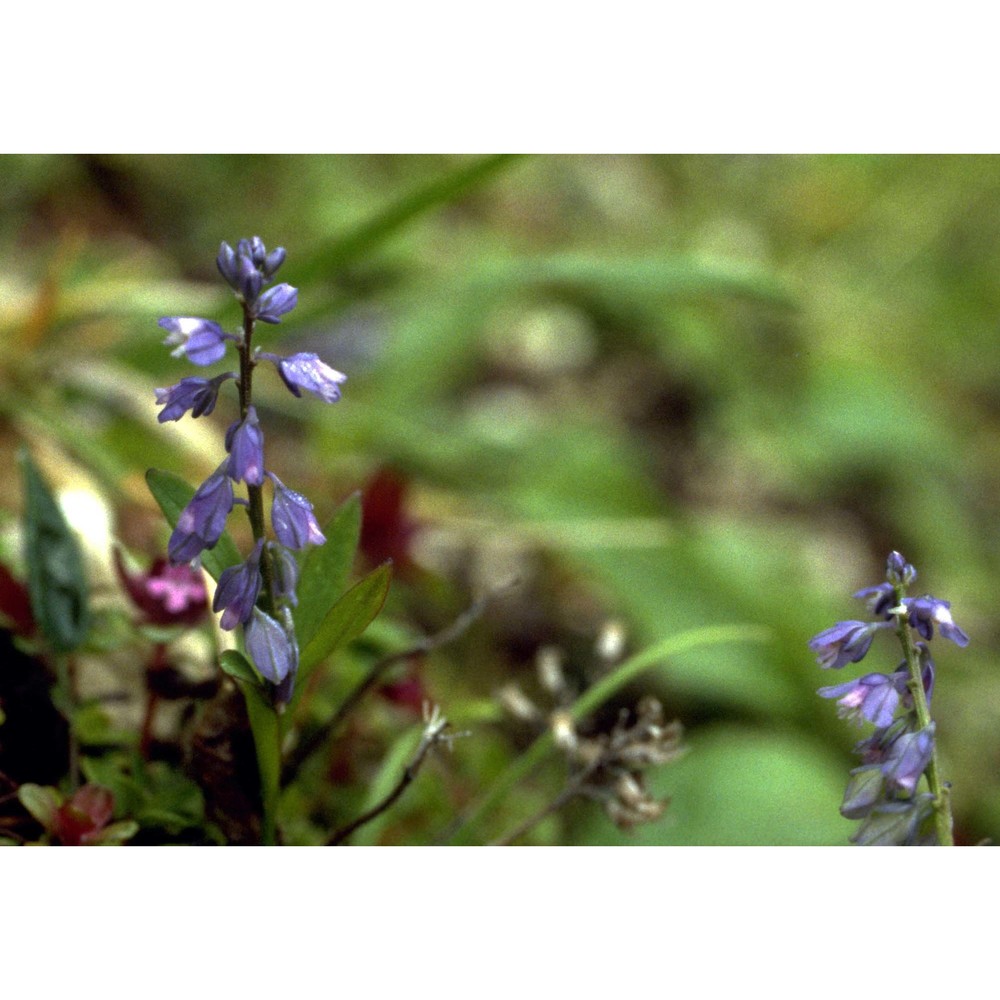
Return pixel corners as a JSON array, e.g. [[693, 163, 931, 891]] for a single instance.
[[809, 551, 967, 845], [153, 237, 345, 707], [146, 237, 382, 843]]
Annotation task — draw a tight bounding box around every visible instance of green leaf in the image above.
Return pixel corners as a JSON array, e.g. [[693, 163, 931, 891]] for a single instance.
[[219, 649, 263, 688], [94, 819, 140, 845], [299, 561, 393, 677], [145, 468, 243, 581], [73, 701, 132, 748], [19, 447, 90, 652], [79, 756, 205, 836], [16, 783, 61, 829], [294, 491, 361, 650]]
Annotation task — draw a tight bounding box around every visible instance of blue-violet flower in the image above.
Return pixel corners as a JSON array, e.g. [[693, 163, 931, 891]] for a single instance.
[[158, 317, 230, 366], [880, 724, 936, 795], [808, 620, 880, 669], [225, 406, 265, 487], [269, 473, 326, 549], [905, 596, 970, 647], [264, 352, 347, 404], [817, 672, 902, 728], [155, 373, 236, 422], [168, 472, 235, 564], [213, 539, 264, 630], [255, 283, 298, 324], [245, 608, 297, 686]]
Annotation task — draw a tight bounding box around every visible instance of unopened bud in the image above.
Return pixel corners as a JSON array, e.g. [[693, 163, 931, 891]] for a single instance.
[[497, 684, 541, 723], [596, 620, 627, 662], [550, 710, 577, 752], [536, 645, 565, 695]]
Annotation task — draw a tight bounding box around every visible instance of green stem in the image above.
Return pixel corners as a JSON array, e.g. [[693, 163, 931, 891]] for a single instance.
[[892, 586, 954, 846], [237, 303, 282, 843], [54, 654, 80, 790], [238, 307, 275, 613], [240, 679, 282, 845]]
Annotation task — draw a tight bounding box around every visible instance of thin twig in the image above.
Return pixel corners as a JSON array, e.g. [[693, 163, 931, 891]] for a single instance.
[[282, 583, 516, 787], [327, 706, 456, 845], [488, 783, 583, 846], [487, 737, 611, 846]]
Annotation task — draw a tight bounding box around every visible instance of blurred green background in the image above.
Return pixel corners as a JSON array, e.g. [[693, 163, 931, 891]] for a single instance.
[[2, 154, 999, 845]]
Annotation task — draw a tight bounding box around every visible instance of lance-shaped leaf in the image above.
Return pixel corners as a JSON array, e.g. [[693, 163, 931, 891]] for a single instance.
[[299, 561, 392, 678], [294, 491, 361, 650], [145, 468, 242, 581], [19, 448, 90, 652]]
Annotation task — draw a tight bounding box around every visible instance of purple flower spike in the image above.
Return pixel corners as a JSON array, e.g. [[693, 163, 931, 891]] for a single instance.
[[808, 620, 880, 669], [255, 283, 298, 324], [880, 724, 935, 795], [213, 539, 264, 630], [244, 608, 297, 686], [266, 352, 346, 403], [168, 473, 235, 564], [818, 673, 902, 729], [155, 373, 236, 422], [906, 596, 969, 647], [225, 406, 265, 486], [158, 317, 230, 366], [269, 473, 326, 550]]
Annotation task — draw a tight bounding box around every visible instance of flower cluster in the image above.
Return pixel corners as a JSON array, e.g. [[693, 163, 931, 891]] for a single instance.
[[809, 551, 967, 845], [155, 238, 346, 702]]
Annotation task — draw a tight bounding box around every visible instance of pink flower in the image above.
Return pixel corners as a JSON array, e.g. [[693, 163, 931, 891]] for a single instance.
[[114, 547, 208, 627]]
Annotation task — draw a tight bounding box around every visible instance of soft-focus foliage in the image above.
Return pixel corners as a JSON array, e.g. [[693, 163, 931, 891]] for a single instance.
[[2, 155, 999, 845]]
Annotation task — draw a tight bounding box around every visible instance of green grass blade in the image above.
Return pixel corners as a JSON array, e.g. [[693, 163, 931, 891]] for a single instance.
[[297, 155, 524, 279]]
